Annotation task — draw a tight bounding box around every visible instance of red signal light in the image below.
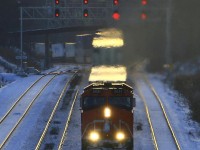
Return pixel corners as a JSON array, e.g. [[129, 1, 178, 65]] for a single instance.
[[55, 9, 60, 17], [84, 13, 88, 17], [141, 0, 147, 6], [55, 0, 59, 5], [84, 0, 88, 4], [112, 11, 120, 20], [141, 12, 147, 20], [83, 9, 88, 17], [113, 0, 119, 5]]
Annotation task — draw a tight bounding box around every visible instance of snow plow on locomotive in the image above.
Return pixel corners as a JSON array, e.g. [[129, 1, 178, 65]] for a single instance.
[[80, 82, 135, 150]]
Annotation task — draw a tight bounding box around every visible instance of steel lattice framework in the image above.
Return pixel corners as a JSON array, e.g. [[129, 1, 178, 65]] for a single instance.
[[21, 0, 115, 30]]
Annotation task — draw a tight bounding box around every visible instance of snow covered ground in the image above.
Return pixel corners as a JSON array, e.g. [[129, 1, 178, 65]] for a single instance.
[[3, 74, 71, 150], [62, 73, 89, 150], [0, 73, 22, 87], [0, 65, 75, 149], [131, 80, 155, 150], [148, 74, 200, 150], [0, 65, 200, 150], [0, 75, 40, 114], [0, 56, 17, 72], [130, 72, 200, 150], [0, 75, 55, 148]]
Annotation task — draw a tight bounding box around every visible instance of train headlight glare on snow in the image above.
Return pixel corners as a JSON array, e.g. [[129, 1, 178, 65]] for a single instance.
[[89, 131, 99, 142], [104, 107, 111, 118], [116, 132, 125, 141]]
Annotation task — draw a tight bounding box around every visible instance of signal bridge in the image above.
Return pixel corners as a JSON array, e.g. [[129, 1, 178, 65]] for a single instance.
[[21, 0, 117, 30]]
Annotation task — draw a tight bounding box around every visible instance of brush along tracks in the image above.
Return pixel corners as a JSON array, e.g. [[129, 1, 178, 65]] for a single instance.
[[135, 74, 181, 150], [35, 73, 81, 150], [0, 75, 57, 149]]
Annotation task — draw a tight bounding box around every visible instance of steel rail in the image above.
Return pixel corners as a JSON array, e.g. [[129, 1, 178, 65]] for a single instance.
[[0, 75, 45, 124], [0, 67, 62, 124], [135, 82, 159, 150], [0, 66, 62, 124], [35, 73, 77, 150], [58, 90, 79, 150], [0, 75, 57, 149], [143, 75, 181, 150]]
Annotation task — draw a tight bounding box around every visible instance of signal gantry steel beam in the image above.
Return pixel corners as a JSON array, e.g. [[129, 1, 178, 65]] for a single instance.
[[21, 0, 115, 30]]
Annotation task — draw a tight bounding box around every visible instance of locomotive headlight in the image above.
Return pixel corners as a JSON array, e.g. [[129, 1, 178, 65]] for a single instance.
[[116, 131, 125, 141], [89, 131, 100, 142], [104, 107, 111, 118]]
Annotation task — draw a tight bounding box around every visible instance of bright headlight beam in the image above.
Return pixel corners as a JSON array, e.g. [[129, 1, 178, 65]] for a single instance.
[[89, 131, 99, 142], [104, 107, 111, 118], [116, 132, 125, 141]]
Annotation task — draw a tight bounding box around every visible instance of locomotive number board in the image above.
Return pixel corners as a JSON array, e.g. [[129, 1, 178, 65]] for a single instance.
[[92, 89, 101, 94], [113, 89, 124, 94]]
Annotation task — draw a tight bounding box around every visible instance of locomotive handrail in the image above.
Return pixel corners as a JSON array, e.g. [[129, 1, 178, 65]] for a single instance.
[[82, 119, 133, 138], [119, 120, 133, 137], [84, 82, 133, 91], [82, 120, 105, 138]]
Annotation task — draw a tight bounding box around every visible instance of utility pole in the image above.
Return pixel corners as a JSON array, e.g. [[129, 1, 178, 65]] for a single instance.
[[20, 7, 23, 70], [45, 34, 49, 69]]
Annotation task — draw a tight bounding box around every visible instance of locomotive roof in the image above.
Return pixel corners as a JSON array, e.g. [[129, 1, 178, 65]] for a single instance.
[[84, 82, 133, 91]]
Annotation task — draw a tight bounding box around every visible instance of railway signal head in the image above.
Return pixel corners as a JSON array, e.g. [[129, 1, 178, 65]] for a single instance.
[[55, 0, 59, 5], [113, 0, 119, 5], [141, 0, 147, 6], [83, 9, 88, 17], [84, 0, 88, 4], [112, 11, 120, 20], [141, 12, 147, 20], [55, 9, 60, 17]]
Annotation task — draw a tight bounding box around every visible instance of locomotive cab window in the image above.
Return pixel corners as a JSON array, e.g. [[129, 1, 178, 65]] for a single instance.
[[83, 96, 106, 109], [109, 97, 132, 110]]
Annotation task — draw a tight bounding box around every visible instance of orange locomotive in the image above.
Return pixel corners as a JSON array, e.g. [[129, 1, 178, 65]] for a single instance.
[[80, 82, 135, 150]]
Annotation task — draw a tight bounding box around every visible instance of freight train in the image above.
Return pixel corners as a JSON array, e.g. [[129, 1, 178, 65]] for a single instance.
[[80, 82, 135, 150]]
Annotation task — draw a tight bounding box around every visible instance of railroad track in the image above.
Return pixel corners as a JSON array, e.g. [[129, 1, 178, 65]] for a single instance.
[[0, 67, 62, 125], [0, 75, 57, 149], [0, 75, 45, 124], [58, 90, 79, 150], [35, 73, 78, 150], [135, 73, 181, 150]]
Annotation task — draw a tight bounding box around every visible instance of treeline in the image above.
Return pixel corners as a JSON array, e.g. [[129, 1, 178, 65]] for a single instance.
[[171, 0, 200, 62], [174, 74, 200, 122]]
